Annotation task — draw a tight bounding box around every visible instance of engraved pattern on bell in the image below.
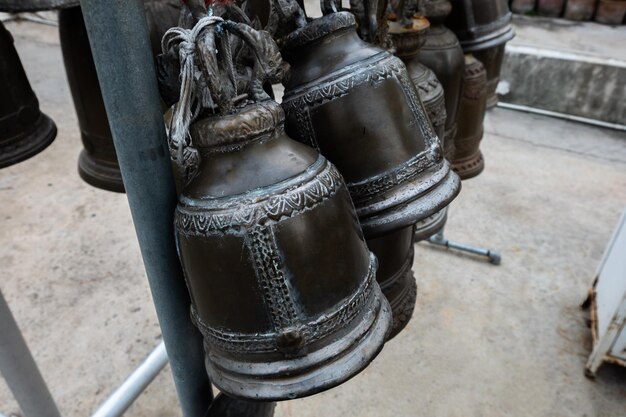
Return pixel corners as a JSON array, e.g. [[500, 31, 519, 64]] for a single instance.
[[0, 21, 56, 169], [452, 54, 488, 180], [389, 16, 447, 160], [281, 12, 460, 239]]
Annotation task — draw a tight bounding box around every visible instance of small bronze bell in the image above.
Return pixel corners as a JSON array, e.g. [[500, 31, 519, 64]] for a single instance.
[[389, 16, 446, 145], [0, 21, 56, 169], [367, 226, 416, 340], [166, 17, 391, 401], [281, 12, 460, 239], [453, 54, 488, 180], [59, 1, 180, 192], [417, 0, 464, 160], [388, 15, 450, 241], [445, 0, 514, 108]]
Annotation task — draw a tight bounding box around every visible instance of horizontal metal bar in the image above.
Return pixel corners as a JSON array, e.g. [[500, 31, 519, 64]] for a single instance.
[[496, 102, 626, 132], [91, 342, 168, 417]]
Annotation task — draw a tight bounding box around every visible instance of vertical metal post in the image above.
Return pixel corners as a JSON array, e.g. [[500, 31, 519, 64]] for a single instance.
[[0, 289, 62, 417], [78, 1, 213, 416]]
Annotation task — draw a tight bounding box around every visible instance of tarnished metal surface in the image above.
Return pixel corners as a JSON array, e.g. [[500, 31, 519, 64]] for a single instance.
[[163, 14, 391, 400], [178, 101, 391, 401], [367, 226, 417, 339], [0, 21, 56, 169], [282, 12, 460, 239], [452, 54, 487, 180], [418, 0, 464, 160], [473, 44, 505, 108]]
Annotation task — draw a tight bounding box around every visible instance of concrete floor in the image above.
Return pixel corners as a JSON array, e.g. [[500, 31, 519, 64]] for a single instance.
[[1, 17, 626, 417]]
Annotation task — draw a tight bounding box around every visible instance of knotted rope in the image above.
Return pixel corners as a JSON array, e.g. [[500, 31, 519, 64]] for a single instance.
[[162, 15, 224, 183]]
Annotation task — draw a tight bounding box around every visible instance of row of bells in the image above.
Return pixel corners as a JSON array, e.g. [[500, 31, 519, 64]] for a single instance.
[[0, 0, 513, 402]]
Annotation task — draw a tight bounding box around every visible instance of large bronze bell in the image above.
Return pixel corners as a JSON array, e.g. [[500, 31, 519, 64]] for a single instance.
[[166, 17, 391, 400], [445, 0, 514, 108], [59, 1, 180, 192], [417, 0, 464, 161], [177, 100, 391, 400], [367, 226, 416, 339], [452, 54, 488, 180], [0, 21, 57, 169], [281, 12, 460, 239]]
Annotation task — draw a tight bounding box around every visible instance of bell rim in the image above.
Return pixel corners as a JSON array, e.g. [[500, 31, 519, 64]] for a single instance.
[[458, 25, 515, 53], [204, 282, 392, 401], [77, 149, 125, 193], [413, 207, 448, 242], [358, 161, 461, 239], [0, 112, 56, 169], [453, 151, 485, 180]]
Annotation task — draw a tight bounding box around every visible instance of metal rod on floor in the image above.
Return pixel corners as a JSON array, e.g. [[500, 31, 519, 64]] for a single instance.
[[0, 289, 62, 417], [91, 342, 168, 417], [496, 101, 626, 132], [427, 228, 502, 265], [79, 1, 213, 416]]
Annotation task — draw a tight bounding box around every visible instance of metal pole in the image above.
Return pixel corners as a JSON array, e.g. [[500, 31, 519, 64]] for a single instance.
[[0, 289, 62, 417], [78, 1, 213, 416], [91, 342, 168, 417]]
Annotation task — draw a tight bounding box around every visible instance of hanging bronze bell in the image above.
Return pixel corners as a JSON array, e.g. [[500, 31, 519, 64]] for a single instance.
[[445, 0, 514, 108], [59, 1, 180, 192], [162, 14, 392, 399], [176, 100, 391, 400], [367, 226, 416, 340], [388, 16, 450, 241], [0, 21, 57, 169], [281, 12, 460, 239], [452, 54, 488, 180], [389, 16, 446, 146], [417, 0, 464, 161]]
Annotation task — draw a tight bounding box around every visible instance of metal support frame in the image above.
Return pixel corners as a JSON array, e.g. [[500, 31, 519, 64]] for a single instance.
[[78, 1, 213, 415], [0, 289, 62, 417], [91, 342, 168, 417]]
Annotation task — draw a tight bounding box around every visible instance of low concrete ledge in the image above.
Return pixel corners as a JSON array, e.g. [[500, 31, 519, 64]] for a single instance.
[[499, 15, 626, 127]]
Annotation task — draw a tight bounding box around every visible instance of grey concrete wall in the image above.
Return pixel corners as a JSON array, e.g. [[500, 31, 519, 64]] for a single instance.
[[501, 46, 626, 125]]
